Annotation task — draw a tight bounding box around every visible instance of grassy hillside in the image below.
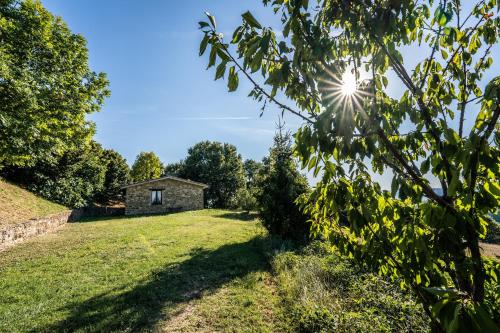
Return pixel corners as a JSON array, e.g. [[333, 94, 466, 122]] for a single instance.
[[0, 178, 67, 226]]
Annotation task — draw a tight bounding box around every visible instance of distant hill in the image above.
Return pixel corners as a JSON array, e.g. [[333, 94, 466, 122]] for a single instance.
[[0, 178, 67, 226]]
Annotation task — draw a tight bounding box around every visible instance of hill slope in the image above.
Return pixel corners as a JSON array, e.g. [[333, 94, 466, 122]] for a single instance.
[[0, 178, 67, 226]]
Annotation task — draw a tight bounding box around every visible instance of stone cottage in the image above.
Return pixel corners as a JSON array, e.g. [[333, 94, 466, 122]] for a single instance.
[[122, 176, 208, 215]]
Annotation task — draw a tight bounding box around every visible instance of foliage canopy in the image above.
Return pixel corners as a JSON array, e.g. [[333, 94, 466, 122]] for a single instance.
[[0, 0, 109, 168], [4, 142, 107, 208], [176, 141, 245, 208], [130, 152, 164, 182], [199, 0, 500, 330], [94, 149, 130, 204]]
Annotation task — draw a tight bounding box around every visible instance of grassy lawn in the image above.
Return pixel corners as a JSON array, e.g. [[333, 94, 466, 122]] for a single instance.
[[0, 210, 284, 332], [0, 178, 67, 226]]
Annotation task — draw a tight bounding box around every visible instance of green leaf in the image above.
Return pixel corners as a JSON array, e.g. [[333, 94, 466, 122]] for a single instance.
[[447, 168, 460, 197], [307, 155, 317, 171], [260, 33, 272, 53], [391, 177, 399, 197], [228, 66, 239, 92], [216, 48, 231, 62], [473, 305, 500, 333], [198, 21, 209, 29], [207, 45, 217, 68], [242, 11, 262, 29], [205, 12, 216, 29], [232, 26, 243, 43], [215, 61, 226, 80], [434, 6, 452, 26], [444, 128, 460, 145], [382, 75, 388, 88], [333, 147, 339, 161], [199, 34, 209, 56], [484, 182, 500, 197], [420, 158, 430, 174], [423, 287, 459, 298]]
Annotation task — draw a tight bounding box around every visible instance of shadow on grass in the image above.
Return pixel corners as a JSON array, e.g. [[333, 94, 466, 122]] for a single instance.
[[216, 211, 259, 222], [72, 211, 181, 223], [71, 215, 130, 223], [34, 236, 269, 332]]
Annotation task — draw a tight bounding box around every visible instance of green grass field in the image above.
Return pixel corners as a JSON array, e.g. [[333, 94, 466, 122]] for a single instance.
[[0, 210, 284, 332]]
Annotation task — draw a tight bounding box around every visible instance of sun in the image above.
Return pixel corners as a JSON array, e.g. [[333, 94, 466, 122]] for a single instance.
[[341, 71, 357, 96], [319, 67, 369, 113]]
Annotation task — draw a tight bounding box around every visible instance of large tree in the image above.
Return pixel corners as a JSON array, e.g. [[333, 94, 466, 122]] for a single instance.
[[0, 0, 110, 168], [180, 141, 245, 208], [199, 0, 500, 330], [163, 160, 186, 176], [243, 159, 263, 189], [130, 152, 163, 182], [94, 149, 130, 204], [234, 158, 264, 212]]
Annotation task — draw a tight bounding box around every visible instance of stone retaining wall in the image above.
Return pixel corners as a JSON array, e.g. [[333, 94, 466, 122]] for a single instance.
[[0, 210, 78, 251]]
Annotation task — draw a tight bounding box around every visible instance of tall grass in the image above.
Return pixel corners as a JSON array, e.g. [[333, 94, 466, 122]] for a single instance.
[[270, 242, 430, 332]]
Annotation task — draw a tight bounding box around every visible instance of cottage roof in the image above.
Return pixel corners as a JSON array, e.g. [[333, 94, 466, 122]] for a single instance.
[[121, 176, 208, 189]]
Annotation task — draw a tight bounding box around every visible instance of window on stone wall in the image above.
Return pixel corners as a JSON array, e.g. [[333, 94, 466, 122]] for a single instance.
[[151, 190, 162, 205]]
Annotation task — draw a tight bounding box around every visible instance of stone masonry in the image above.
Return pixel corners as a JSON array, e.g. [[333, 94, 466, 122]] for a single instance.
[[123, 176, 207, 216], [0, 210, 76, 251]]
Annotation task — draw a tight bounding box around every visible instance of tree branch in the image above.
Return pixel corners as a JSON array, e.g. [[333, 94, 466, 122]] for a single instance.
[[419, 26, 442, 90], [373, 37, 453, 194], [213, 34, 315, 124]]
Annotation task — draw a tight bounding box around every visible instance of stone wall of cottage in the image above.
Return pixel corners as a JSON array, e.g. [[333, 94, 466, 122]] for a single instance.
[[125, 179, 204, 215], [0, 210, 78, 251]]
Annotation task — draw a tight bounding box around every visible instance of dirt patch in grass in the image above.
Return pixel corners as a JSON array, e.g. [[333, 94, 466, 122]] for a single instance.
[[160, 301, 199, 332]]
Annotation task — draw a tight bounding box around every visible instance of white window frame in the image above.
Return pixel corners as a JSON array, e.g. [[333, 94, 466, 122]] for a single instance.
[[151, 189, 162, 205]]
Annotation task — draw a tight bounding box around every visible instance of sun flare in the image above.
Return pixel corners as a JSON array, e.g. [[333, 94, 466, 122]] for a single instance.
[[341, 72, 357, 96]]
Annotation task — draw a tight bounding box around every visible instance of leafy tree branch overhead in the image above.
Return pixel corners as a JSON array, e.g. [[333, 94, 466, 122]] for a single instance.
[[198, 0, 500, 331]]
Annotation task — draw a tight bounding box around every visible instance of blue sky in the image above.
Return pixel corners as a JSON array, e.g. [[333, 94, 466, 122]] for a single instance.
[[41, 1, 499, 188], [41, 1, 292, 166]]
